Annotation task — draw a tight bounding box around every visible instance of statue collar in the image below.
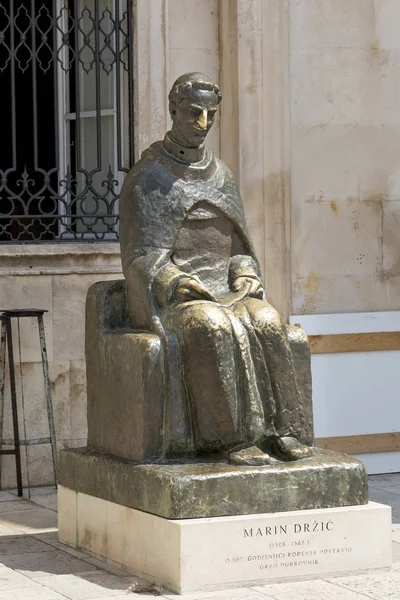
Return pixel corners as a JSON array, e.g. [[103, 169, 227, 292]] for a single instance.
[[163, 132, 206, 163], [151, 134, 217, 182]]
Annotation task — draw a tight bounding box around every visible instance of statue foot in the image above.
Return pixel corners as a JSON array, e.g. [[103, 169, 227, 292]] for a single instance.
[[271, 436, 313, 461], [228, 445, 272, 466]]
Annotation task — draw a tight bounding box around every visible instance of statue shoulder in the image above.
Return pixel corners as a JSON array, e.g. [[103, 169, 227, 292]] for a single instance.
[[121, 142, 174, 199], [214, 158, 241, 195]]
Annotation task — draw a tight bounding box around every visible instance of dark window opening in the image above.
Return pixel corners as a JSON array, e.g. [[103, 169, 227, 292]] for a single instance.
[[0, 0, 134, 244]]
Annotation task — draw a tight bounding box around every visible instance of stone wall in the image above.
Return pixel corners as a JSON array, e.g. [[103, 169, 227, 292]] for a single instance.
[[219, 0, 400, 317], [290, 0, 400, 314], [0, 246, 123, 488]]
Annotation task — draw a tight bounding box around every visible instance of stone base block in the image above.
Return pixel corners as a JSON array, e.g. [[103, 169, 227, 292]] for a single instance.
[[58, 487, 392, 594], [59, 447, 368, 518]]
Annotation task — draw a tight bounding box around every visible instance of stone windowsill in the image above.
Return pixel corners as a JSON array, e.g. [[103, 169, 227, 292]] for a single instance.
[[0, 242, 122, 276]]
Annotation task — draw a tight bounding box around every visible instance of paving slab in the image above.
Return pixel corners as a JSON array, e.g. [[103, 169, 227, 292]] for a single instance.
[[368, 487, 400, 509], [254, 579, 368, 599], [368, 474, 400, 491], [31, 496, 58, 512], [82, 556, 132, 577], [0, 550, 98, 579], [8, 487, 57, 498], [34, 532, 90, 559], [0, 588, 67, 600], [165, 590, 276, 600], [30, 495, 58, 512], [0, 491, 17, 501], [0, 564, 41, 591], [35, 571, 136, 600], [327, 571, 400, 600], [0, 508, 58, 533], [392, 511, 400, 525], [0, 535, 55, 556], [0, 523, 25, 536], [0, 499, 36, 513], [93, 597, 170, 600]]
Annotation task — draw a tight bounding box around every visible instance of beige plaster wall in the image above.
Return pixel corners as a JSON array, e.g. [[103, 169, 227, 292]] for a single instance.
[[290, 0, 400, 314], [134, 0, 220, 158], [168, 0, 220, 154]]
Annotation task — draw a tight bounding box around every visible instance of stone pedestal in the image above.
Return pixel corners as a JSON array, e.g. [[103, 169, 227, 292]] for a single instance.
[[58, 446, 390, 593], [59, 447, 368, 518], [58, 487, 392, 594]]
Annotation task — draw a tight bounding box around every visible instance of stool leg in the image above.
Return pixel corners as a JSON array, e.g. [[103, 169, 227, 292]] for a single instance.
[[37, 315, 58, 486], [0, 320, 6, 489], [5, 319, 23, 497]]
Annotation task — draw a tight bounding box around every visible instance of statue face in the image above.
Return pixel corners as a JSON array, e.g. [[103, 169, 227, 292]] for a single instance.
[[171, 89, 218, 148]]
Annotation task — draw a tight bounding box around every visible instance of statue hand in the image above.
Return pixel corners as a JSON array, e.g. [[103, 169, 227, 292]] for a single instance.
[[174, 276, 217, 303], [232, 276, 264, 299]]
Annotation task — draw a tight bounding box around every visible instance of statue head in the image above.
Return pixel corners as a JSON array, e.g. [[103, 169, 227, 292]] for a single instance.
[[168, 72, 222, 149]]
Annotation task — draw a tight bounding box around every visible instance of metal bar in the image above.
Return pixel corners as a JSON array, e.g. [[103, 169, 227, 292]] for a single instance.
[[73, 0, 81, 167], [55, 0, 67, 238], [37, 314, 58, 486], [9, 0, 17, 168], [115, 0, 122, 171], [65, 108, 116, 120], [31, 0, 38, 169], [17, 317, 30, 498], [0, 319, 7, 489], [5, 318, 23, 497], [94, 0, 102, 169], [127, 0, 134, 165], [53, 0, 60, 171], [1, 437, 52, 446], [0, 450, 18, 456]]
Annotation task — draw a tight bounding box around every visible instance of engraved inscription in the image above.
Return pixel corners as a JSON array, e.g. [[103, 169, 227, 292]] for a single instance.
[[243, 520, 334, 538], [225, 519, 354, 573]]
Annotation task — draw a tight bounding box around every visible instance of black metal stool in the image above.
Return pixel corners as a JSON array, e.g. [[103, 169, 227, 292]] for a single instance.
[[0, 309, 58, 496]]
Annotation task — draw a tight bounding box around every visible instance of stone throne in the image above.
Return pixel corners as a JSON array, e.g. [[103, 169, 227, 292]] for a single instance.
[[85, 279, 314, 463]]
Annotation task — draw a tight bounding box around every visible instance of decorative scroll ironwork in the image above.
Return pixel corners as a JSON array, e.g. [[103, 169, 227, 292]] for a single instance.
[[0, 0, 134, 243]]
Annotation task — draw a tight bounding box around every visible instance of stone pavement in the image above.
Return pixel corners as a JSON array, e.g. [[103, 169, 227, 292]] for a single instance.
[[0, 474, 399, 600]]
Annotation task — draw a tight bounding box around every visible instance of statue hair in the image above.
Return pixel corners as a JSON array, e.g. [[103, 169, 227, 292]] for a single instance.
[[169, 72, 222, 112]]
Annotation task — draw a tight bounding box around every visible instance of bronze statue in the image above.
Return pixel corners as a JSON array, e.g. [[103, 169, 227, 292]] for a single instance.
[[120, 73, 313, 465]]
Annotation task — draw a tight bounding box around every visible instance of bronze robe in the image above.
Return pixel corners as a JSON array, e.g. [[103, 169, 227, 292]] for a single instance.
[[120, 142, 306, 457]]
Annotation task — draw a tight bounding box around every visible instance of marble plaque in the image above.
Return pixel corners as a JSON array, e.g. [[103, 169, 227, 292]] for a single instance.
[[179, 502, 391, 590], [58, 487, 392, 594]]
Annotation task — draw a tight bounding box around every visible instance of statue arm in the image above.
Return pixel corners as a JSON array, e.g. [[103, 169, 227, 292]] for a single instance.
[[229, 233, 265, 299], [154, 261, 217, 308], [154, 261, 188, 308], [229, 254, 261, 283]]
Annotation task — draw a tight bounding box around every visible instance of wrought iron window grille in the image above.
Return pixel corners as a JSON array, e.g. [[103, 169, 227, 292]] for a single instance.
[[0, 0, 134, 243]]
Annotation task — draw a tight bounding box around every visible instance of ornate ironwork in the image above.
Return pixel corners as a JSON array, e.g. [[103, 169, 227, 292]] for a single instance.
[[0, 0, 134, 243]]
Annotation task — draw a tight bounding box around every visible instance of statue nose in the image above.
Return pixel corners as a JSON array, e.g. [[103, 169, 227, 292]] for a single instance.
[[197, 109, 208, 129]]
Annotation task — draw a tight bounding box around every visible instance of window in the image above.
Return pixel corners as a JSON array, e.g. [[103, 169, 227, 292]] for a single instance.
[[0, 0, 133, 243]]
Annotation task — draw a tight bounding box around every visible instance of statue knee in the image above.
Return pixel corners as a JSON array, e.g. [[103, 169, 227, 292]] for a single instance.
[[182, 304, 231, 337], [244, 299, 283, 337], [287, 325, 310, 351]]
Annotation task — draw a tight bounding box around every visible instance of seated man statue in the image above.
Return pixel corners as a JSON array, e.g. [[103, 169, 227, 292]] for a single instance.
[[119, 72, 312, 466]]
